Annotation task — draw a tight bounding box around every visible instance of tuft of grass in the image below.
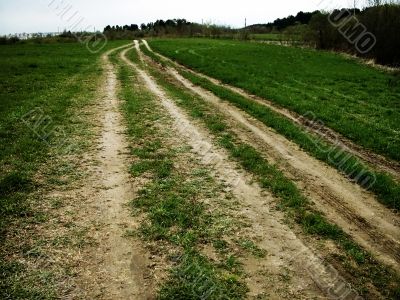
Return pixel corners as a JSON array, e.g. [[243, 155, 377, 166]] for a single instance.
[[131, 159, 174, 178], [236, 239, 267, 258], [0, 261, 56, 300], [133, 176, 212, 247], [159, 252, 247, 300], [0, 172, 33, 196]]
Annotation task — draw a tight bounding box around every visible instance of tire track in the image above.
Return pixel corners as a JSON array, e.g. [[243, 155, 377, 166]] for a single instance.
[[141, 44, 400, 271], [120, 41, 360, 299], [66, 45, 154, 299]]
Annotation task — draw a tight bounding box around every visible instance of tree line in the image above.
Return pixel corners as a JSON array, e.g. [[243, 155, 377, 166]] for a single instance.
[[248, 3, 399, 66], [247, 11, 321, 32], [103, 19, 235, 39], [1, 1, 398, 66], [101, 3, 399, 66], [302, 4, 400, 65]]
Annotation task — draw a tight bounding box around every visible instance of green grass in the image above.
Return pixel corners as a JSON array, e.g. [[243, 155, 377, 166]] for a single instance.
[[159, 252, 245, 300], [111, 48, 249, 299], [141, 43, 400, 211], [149, 38, 400, 163], [138, 45, 400, 298], [180, 68, 400, 211], [0, 40, 129, 299], [0, 41, 127, 232], [236, 239, 267, 258]]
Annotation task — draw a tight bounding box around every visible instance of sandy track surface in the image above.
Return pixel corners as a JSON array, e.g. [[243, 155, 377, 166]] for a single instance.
[[116, 40, 364, 299], [141, 40, 400, 181], [86, 46, 153, 299], [48, 45, 154, 299], [142, 47, 400, 271]]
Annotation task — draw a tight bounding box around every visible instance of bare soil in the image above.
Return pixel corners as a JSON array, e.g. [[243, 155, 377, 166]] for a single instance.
[[43, 45, 155, 299]]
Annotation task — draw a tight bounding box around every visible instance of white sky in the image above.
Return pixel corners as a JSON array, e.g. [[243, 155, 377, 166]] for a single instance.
[[0, 0, 362, 35]]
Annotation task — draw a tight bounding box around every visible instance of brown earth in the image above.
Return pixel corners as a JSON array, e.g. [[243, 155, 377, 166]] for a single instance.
[[43, 45, 156, 299]]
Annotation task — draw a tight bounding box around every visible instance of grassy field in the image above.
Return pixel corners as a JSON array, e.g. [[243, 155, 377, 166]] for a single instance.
[[138, 44, 400, 298], [0, 40, 128, 299], [142, 42, 400, 211], [148, 39, 400, 162]]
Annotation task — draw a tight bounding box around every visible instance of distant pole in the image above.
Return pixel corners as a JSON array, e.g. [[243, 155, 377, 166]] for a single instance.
[[245, 18, 247, 28]]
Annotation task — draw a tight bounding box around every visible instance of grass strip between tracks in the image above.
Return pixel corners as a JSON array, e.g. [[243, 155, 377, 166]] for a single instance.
[[110, 48, 251, 299]]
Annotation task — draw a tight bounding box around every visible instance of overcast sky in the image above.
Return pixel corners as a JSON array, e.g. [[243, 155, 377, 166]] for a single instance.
[[0, 0, 362, 35]]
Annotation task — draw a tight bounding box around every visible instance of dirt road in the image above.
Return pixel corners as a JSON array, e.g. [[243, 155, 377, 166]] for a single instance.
[[45, 45, 154, 299], [85, 46, 152, 299], [42, 42, 397, 299], [122, 41, 363, 299]]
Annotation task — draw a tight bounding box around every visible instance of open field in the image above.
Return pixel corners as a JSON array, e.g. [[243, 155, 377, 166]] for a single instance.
[[149, 39, 400, 163], [144, 39, 400, 213], [1, 38, 400, 299]]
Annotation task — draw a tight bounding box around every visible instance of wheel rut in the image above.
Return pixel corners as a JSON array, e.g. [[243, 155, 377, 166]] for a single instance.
[[63, 45, 154, 299]]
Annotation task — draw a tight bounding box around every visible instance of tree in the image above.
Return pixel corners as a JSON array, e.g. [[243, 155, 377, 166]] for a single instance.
[[129, 24, 139, 31]]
